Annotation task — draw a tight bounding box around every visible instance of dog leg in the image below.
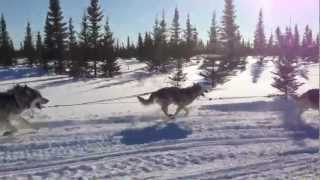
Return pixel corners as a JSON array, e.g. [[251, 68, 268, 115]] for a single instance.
[[15, 117, 35, 130], [161, 105, 174, 120], [183, 107, 190, 116], [174, 106, 183, 117], [1, 121, 17, 136]]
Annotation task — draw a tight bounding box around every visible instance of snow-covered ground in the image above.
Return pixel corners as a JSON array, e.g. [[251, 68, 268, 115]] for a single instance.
[[0, 57, 318, 180]]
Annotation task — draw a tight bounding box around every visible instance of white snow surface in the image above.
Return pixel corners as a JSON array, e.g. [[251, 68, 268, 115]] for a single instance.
[[0, 56, 318, 180]]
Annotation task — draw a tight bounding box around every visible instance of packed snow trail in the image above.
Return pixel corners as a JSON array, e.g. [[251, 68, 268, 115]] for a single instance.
[[0, 57, 318, 180]]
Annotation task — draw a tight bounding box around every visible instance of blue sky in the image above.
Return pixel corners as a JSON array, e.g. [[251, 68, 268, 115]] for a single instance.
[[0, 0, 318, 47]]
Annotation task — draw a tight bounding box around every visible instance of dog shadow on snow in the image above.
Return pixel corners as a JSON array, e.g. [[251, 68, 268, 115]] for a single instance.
[[118, 123, 192, 145], [200, 97, 319, 140], [32, 115, 192, 145]]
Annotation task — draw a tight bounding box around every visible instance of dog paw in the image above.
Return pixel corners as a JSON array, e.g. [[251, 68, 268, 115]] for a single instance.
[[2, 131, 13, 136]]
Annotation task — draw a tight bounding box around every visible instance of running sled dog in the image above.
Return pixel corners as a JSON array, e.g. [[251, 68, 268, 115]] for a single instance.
[[137, 84, 206, 119], [0, 85, 49, 136], [295, 89, 319, 116]]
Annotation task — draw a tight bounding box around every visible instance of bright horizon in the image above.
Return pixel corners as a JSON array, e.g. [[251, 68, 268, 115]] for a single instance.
[[0, 0, 318, 48]]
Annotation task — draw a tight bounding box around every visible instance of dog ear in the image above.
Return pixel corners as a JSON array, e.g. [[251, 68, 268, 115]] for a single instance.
[[12, 84, 23, 91]]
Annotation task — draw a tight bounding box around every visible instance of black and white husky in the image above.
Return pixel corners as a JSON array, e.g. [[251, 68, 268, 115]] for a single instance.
[[0, 85, 49, 136]]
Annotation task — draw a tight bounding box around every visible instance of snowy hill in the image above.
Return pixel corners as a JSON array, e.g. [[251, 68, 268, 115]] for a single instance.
[[0, 57, 318, 179]]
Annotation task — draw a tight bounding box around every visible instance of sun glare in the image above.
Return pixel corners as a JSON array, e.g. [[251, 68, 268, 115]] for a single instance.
[[257, 0, 271, 10]]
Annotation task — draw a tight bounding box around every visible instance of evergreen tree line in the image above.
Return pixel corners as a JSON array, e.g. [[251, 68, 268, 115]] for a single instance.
[[271, 25, 304, 98], [0, 14, 14, 66], [253, 9, 319, 61], [252, 9, 318, 97], [131, 5, 251, 72], [121, 8, 203, 72], [0, 0, 318, 80], [129, 0, 250, 86], [16, 0, 119, 78], [200, 0, 248, 88]]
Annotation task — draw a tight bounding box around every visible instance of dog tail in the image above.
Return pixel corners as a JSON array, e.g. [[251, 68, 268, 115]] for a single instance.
[[137, 94, 154, 106]]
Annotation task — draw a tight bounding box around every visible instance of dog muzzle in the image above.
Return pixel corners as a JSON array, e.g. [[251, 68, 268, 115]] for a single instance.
[[35, 98, 49, 109]]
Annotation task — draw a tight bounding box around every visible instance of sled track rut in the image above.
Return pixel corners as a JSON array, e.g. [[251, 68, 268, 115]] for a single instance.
[[0, 124, 318, 179], [0, 110, 318, 179]]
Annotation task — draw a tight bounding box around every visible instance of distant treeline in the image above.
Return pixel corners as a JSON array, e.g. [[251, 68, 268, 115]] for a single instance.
[[0, 0, 318, 79]]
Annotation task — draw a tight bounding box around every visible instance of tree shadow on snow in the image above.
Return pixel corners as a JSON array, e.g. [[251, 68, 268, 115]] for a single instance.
[[33, 115, 159, 129], [250, 60, 267, 83], [94, 79, 135, 89], [0, 67, 47, 81], [118, 123, 192, 145], [34, 78, 79, 89]]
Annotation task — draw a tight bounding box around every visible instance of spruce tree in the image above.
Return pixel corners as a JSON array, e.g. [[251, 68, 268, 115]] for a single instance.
[[9, 40, 15, 62], [153, 17, 165, 68], [184, 14, 196, 61], [0, 14, 14, 66], [114, 39, 120, 57], [302, 25, 313, 58], [196, 40, 206, 54], [267, 33, 274, 55], [125, 36, 134, 58], [169, 8, 187, 85], [68, 18, 77, 49], [170, 7, 182, 58], [275, 27, 283, 55], [35, 32, 44, 67], [169, 58, 186, 87], [67, 18, 77, 45], [253, 9, 266, 56], [23, 22, 36, 66], [101, 18, 119, 77], [316, 34, 320, 60], [78, 12, 90, 74], [305, 25, 313, 46], [126, 36, 131, 51], [68, 18, 79, 77], [192, 26, 199, 54], [143, 32, 154, 66], [153, 17, 160, 61], [43, 14, 53, 70], [200, 56, 231, 87], [272, 57, 303, 98], [208, 11, 218, 53], [293, 25, 300, 55], [157, 10, 169, 70], [87, 0, 103, 77], [272, 26, 303, 98], [220, 0, 239, 57], [137, 33, 144, 60], [153, 17, 160, 42], [47, 0, 67, 74], [235, 30, 242, 55], [302, 26, 310, 46], [159, 10, 168, 43], [79, 12, 89, 48]]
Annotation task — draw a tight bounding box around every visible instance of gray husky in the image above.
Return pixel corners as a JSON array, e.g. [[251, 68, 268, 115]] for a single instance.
[[0, 85, 49, 136], [295, 89, 319, 115], [137, 84, 205, 119]]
